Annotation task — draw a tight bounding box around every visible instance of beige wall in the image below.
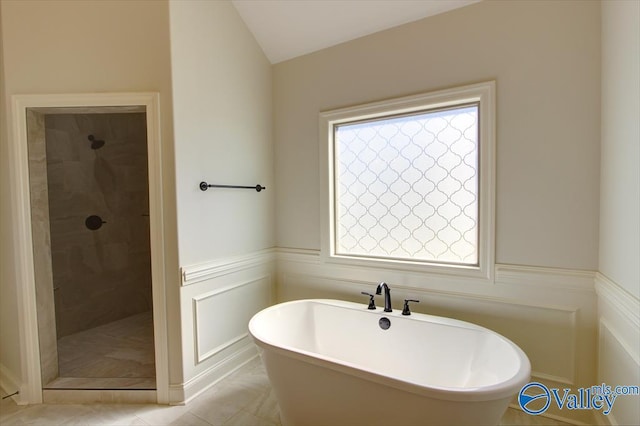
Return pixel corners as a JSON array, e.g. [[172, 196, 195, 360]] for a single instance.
[[273, 3, 602, 422], [0, 0, 182, 393], [599, 0, 640, 299], [274, 0, 601, 271], [168, 0, 275, 393], [169, 0, 274, 267], [0, 1, 23, 393]]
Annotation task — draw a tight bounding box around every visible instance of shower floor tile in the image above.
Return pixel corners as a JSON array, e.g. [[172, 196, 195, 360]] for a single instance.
[[46, 311, 155, 390]]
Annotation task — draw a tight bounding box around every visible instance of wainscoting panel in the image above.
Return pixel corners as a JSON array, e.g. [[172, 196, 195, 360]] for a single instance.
[[427, 294, 578, 384], [276, 248, 598, 424], [173, 250, 275, 404], [281, 271, 578, 384], [193, 275, 271, 364], [596, 273, 640, 426]]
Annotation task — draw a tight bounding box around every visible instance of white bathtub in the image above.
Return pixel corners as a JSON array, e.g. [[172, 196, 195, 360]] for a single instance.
[[249, 299, 531, 426]]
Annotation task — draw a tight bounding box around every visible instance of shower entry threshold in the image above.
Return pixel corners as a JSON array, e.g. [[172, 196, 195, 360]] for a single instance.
[[42, 387, 157, 405], [43, 376, 157, 404], [44, 377, 156, 390]]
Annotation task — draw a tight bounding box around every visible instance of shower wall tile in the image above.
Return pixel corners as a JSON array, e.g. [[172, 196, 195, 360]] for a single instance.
[[44, 113, 152, 338], [26, 110, 59, 386]]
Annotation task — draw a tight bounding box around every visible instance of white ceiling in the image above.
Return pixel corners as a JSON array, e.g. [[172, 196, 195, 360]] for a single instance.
[[231, 0, 480, 64]]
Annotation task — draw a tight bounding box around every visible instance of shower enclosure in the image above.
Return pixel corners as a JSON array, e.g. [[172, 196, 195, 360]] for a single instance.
[[27, 110, 156, 390]]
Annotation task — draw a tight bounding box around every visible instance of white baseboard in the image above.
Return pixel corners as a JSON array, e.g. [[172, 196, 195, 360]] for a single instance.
[[169, 344, 258, 405]]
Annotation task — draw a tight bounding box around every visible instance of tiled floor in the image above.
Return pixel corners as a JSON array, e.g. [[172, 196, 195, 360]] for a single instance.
[[1, 357, 572, 425], [47, 312, 156, 390], [1, 358, 278, 425]]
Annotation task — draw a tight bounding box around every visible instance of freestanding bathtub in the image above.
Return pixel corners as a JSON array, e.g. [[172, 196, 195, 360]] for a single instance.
[[248, 299, 530, 426]]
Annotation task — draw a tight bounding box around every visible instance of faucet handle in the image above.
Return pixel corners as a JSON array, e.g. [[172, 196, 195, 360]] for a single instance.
[[402, 299, 420, 316], [361, 292, 376, 310]]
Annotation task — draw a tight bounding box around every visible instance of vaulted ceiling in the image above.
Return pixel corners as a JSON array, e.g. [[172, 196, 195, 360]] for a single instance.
[[231, 0, 480, 64]]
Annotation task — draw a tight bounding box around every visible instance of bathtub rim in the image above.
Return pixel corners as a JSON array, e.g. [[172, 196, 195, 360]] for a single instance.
[[249, 298, 531, 403]]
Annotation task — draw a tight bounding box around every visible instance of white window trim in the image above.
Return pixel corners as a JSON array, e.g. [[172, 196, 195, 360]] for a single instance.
[[319, 81, 495, 281]]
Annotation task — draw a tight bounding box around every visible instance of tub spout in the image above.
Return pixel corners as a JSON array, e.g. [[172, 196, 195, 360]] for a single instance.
[[376, 282, 392, 312]]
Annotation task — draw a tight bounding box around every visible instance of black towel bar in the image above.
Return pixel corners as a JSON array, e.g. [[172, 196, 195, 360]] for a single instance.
[[199, 181, 265, 192]]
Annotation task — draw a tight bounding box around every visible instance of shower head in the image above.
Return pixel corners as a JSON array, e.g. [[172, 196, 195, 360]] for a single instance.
[[88, 134, 105, 150]]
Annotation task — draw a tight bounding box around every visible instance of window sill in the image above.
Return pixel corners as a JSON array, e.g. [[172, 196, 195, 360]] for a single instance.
[[321, 252, 493, 282]]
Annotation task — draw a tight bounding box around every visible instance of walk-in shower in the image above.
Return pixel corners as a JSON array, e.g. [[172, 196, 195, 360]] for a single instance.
[[27, 110, 156, 390]]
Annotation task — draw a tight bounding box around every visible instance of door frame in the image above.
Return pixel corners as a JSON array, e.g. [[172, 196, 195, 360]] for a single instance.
[[9, 92, 169, 404]]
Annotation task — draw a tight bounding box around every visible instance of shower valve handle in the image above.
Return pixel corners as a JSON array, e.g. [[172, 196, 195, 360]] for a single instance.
[[361, 292, 376, 310]]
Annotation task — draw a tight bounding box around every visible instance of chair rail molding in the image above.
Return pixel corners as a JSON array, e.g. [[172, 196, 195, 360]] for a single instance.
[[181, 249, 276, 286], [595, 272, 640, 328]]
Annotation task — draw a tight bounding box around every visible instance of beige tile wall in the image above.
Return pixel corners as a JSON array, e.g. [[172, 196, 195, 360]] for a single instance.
[[43, 113, 152, 338], [27, 110, 59, 385]]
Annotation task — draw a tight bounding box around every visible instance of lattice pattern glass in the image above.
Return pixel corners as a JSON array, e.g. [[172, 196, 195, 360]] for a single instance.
[[334, 104, 479, 265]]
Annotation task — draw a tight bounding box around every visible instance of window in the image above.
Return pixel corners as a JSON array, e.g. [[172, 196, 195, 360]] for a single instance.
[[335, 104, 479, 265], [320, 82, 495, 278]]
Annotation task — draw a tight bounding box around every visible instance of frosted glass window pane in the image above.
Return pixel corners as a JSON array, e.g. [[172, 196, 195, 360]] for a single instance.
[[334, 104, 479, 265]]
